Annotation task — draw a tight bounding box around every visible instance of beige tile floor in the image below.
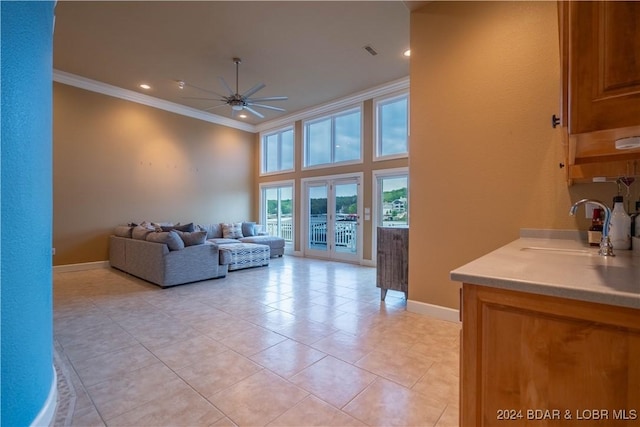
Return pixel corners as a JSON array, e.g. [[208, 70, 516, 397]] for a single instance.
[[53, 256, 460, 427]]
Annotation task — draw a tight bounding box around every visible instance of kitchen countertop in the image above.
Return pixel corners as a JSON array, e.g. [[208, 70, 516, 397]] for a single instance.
[[450, 235, 640, 310]]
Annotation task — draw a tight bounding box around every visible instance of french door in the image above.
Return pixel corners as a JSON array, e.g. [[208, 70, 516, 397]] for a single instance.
[[303, 174, 362, 263]]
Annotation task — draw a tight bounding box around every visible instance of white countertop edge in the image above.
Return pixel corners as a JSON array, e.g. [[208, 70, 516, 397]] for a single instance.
[[450, 232, 640, 310], [450, 271, 639, 310]]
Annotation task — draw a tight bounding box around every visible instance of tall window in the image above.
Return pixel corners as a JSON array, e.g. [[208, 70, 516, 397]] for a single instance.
[[261, 127, 294, 175], [374, 169, 409, 227], [260, 182, 294, 244], [304, 107, 362, 168], [375, 93, 408, 160]]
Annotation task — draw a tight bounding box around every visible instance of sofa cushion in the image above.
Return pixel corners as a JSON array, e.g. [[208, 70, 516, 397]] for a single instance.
[[222, 222, 243, 239], [241, 222, 257, 237], [197, 223, 223, 239], [176, 230, 207, 247], [161, 222, 194, 232], [208, 238, 242, 245], [146, 230, 184, 251], [114, 225, 133, 238]]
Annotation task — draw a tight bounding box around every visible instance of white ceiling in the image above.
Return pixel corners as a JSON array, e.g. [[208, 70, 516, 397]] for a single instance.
[[53, 1, 411, 126]]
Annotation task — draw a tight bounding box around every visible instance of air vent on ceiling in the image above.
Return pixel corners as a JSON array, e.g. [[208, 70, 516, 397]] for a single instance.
[[364, 45, 378, 56]]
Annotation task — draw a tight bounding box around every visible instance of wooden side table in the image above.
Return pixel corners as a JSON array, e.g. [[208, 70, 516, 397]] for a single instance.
[[376, 227, 408, 300]]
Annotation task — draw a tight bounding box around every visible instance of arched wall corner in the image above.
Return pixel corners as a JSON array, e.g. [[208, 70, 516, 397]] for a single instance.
[[1, 2, 57, 426]]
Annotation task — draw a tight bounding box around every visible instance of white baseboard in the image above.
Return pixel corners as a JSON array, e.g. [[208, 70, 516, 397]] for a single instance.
[[360, 259, 376, 267], [407, 299, 460, 323], [30, 365, 57, 427], [53, 260, 110, 273]]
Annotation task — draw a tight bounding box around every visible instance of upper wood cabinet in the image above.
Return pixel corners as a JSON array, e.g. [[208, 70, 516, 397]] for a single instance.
[[560, 1, 640, 183]]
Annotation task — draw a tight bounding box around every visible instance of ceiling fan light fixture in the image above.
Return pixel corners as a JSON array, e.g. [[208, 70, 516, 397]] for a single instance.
[[187, 57, 287, 119]]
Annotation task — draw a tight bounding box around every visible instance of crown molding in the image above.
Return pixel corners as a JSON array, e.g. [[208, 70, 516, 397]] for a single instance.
[[53, 70, 257, 133], [255, 76, 410, 133], [53, 70, 410, 135]]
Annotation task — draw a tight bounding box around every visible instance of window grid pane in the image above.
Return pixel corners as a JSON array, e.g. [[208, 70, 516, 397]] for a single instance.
[[380, 176, 408, 227], [377, 95, 408, 157], [281, 129, 294, 171], [306, 119, 332, 167], [263, 185, 294, 243], [262, 128, 294, 174], [334, 111, 361, 163], [305, 108, 362, 168]]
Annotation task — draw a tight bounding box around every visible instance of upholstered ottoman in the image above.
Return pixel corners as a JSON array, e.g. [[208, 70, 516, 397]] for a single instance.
[[218, 242, 270, 271]]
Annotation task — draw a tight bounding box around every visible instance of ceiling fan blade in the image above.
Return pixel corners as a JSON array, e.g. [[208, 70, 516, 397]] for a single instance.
[[204, 104, 228, 111], [241, 83, 266, 99], [183, 96, 225, 101], [183, 82, 227, 99], [247, 96, 288, 102], [246, 103, 286, 112], [244, 106, 265, 119], [218, 76, 235, 96]]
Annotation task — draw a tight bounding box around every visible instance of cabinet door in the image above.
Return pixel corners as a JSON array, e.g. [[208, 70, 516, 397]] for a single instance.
[[569, 1, 640, 134], [461, 284, 640, 426]]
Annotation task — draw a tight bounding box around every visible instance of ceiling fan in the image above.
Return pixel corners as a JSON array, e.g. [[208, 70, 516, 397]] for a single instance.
[[182, 57, 288, 119]]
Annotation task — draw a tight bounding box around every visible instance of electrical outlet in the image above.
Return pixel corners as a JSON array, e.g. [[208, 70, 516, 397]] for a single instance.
[[52, 248, 56, 256], [585, 202, 598, 219]]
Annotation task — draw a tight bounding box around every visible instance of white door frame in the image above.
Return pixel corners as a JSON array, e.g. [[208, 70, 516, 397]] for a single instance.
[[301, 172, 363, 263]]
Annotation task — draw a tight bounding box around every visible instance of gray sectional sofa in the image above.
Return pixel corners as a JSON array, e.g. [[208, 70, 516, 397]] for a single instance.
[[109, 236, 228, 287], [109, 221, 285, 287]]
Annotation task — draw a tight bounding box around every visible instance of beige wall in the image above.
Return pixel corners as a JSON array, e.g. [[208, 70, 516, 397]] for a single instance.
[[53, 83, 256, 265], [256, 99, 409, 261], [409, 1, 630, 309]]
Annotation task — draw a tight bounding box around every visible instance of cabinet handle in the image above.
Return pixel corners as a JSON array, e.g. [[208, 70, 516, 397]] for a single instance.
[[552, 114, 561, 128]]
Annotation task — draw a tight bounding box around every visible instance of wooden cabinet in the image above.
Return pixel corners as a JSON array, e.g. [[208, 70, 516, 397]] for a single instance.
[[559, 1, 640, 183], [376, 227, 408, 300], [460, 283, 640, 426]]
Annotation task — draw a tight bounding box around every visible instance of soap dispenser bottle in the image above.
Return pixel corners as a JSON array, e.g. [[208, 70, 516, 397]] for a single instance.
[[610, 196, 631, 250]]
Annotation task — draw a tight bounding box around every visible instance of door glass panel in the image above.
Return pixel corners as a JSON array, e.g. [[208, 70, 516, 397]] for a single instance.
[[308, 184, 328, 252], [334, 182, 358, 254], [279, 186, 293, 243]]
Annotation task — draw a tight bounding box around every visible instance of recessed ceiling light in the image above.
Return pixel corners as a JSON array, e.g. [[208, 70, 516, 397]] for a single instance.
[[238, 114, 247, 119], [139, 84, 151, 90], [403, 49, 411, 57]]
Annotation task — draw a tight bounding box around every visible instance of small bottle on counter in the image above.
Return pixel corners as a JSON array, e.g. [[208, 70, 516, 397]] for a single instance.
[[588, 208, 603, 247], [632, 201, 640, 238], [610, 196, 631, 250]]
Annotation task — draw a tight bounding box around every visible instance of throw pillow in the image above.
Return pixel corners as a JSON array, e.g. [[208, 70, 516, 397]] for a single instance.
[[146, 231, 184, 251], [114, 225, 133, 238], [161, 222, 194, 232], [241, 222, 256, 237], [222, 222, 243, 239], [132, 225, 155, 240], [176, 230, 207, 247]]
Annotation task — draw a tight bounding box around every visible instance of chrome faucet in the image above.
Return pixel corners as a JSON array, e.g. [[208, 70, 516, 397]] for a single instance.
[[569, 199, 615, 257]]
